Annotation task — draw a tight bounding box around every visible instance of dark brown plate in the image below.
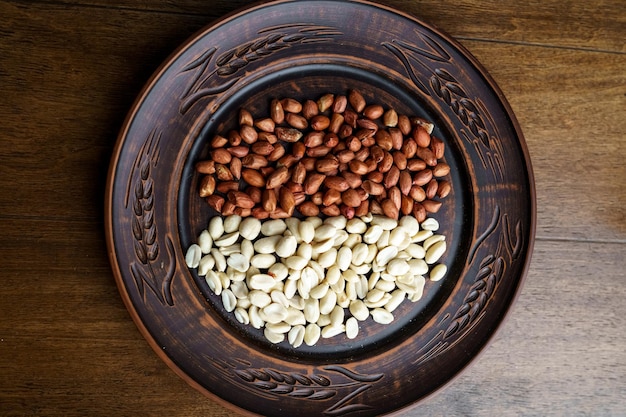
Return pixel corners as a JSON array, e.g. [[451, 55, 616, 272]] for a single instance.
[[105, 1, 535, 415]]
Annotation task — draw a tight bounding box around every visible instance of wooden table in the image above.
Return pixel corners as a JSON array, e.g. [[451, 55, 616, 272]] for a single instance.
[[1, 1, 624, 415]]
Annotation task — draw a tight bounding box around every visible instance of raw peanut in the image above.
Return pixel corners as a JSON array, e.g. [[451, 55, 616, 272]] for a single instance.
[[416, 146, 437, 166], [211, 148, 232, 164], [388, 186, 402, 210], [310, 191, 323, 205], [230, 157, 242, 179], [348, 160, 368, 175], [239, 108, 253, 126], [321, 204, 341, 217], [266, 144, 285, 162], [275, 127, 303, 143], [260, 166, 275, 177], [242, 154, 269, 169], [303, 172, 326, 194], [437, 180, 452, 198], [384, 166, 400, 188], [348, 89, 366, 112], [374, 129, 393, 151], [317, 93, 334, 112], [400, 194, 414, 215], [355, 199, 369, 216], [341, 171, 362, 189], [251, 141, 274, 156], [381, 198, 399, 220], [343, 109, 358, 127], [378, 151, 394, 173], [301, 157, 316, 171], [367, 171, 384, 183], [254, 118, 275, 133], [240, 125, 258, 144], [333, 95, 348, 113], [341, 189, 362, 207], [363, 104, 384, 120], [279, 187, 296, 215], [228, 130, 242, 146], [241, 169, 266, 187], [228, 191, 255, 209], [270, 98, 284, 124], [364, 158, 378, 173], [361, 136, 376, 147], [412, 117, 435, 134], [383, 109, 398, 127], [355, 128, 375, 141], [291, 162, 307, 184], [298, 201, 320, 216], [354, 147, 370, 162], [392, 151, 408, 170], [324, 176, 350, 192], [399, 171, 413, 195], [397, 114, 411, 135], [310, 115, 330, 131], [234, 206, 252, 218], [322, 189, 342, 206], [426, 179, 439, 200], [306, 145, 332, 158], [370, 199, 383, 215], [304, 131, 324, 147], [362, 180, 385, 195], [407, 158, 427, 171], [357, 118, 378, 133], [430, 136, 445, 159], [355, 187, 368, 201], [302, 99, 319, 119], [269, 208, 290, 219], [339, 204, 355, 219], [388, 127, 403, 150], [401, 138, 417, 159], [227, 145, 249, 158], [284, 181, 302, 194], [370, 145, 384, 163], [258, 131, 278, 144], [251, 207, 270, 219], [316, 157, 340, 174], [199, 175, 216, 197], [422, 199, 442, 213], [211, 134, 228, 148], [433, 162, 451, 177], [216, 181, 239, 194], [323, 133, 339, 148], [285, 113, 308, 129], [409, 185, 426, 202], [413, 125, 431, 148], [196, 160, 215, 174], [206, 195, 225, 212], [328, 113, 344, 134], [338, 124, 353, 139], [215, 164, 234, 181], [413, 169, 433, 186], [337, 150, 356, 163], [345, 136, 361, 152], [266, 166, 290, 189], [292, 142, 306, 159], [247, 186, 262, 204], [276, 154, 299, 168], [281, 98, 302, 113]]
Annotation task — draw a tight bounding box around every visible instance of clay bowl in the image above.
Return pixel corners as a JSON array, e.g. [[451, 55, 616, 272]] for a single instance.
[[105, 1, 535, 415]]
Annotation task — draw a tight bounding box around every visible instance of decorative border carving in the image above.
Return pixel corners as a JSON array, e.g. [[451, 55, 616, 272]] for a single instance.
[[178, 24, 342, 114], [126, 129, 176, 306], [215, 360, 384, 416]]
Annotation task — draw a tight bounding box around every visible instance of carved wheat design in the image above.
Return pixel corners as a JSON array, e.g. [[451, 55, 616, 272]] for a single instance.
[[178, 24, 341, 113], [228, 362, 383, 416], [127, 129, 176, 306]]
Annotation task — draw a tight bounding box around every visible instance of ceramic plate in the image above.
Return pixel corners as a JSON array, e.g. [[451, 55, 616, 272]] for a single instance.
[[106, 1, 535, 415]]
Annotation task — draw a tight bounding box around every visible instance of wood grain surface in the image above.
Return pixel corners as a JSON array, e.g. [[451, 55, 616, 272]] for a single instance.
[[0, 1, 624, 416]]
